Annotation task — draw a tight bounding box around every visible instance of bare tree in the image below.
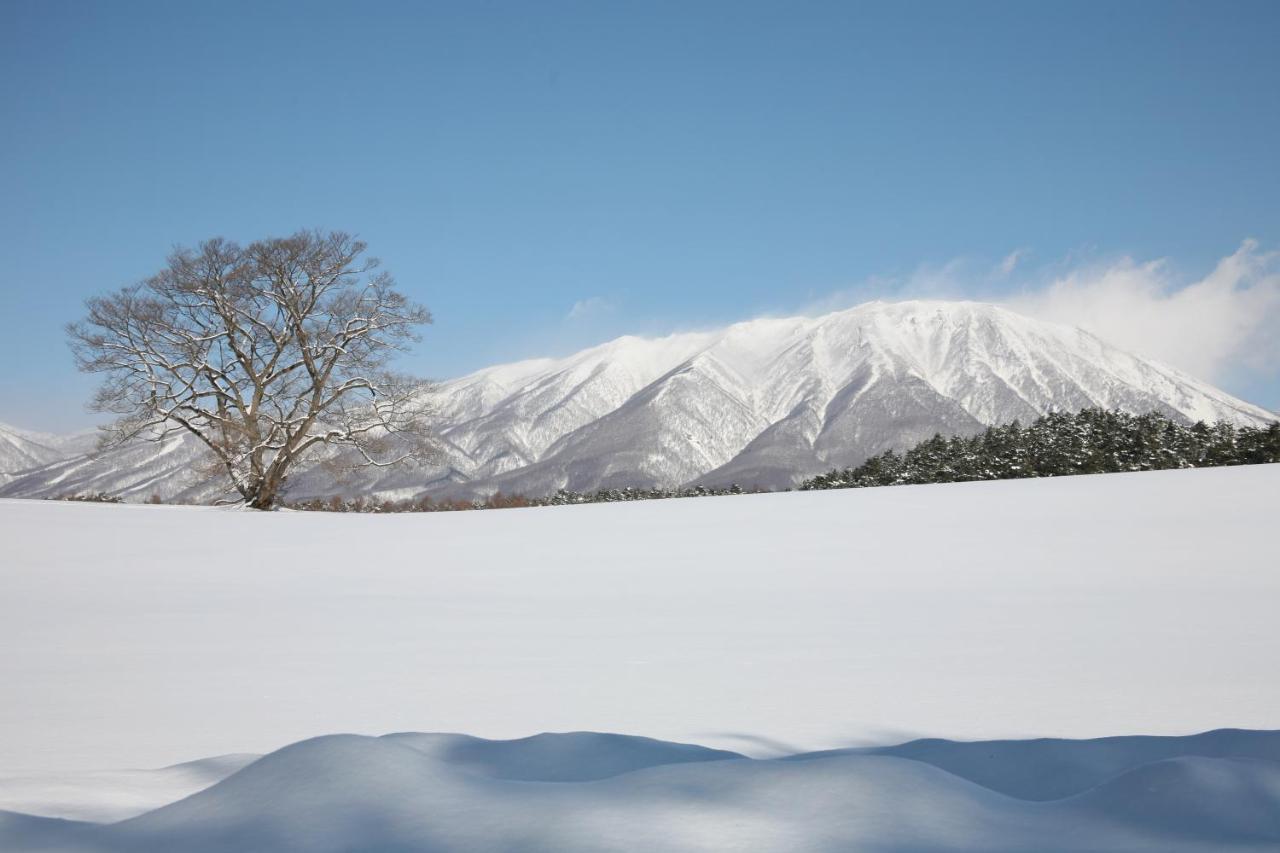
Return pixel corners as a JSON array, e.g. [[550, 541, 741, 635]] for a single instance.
[[68, 230, 437, 509]]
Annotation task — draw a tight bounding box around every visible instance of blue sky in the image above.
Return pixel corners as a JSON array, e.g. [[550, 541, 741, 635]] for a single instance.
[[2, 0, 1278, 430]]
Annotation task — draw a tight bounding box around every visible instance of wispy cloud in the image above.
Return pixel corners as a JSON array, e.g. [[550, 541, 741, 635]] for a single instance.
[[795, 241, 1279, 390], [998, 248, 1031, 277], [796, 258, 978, 316], [566, 296, 614, 322]]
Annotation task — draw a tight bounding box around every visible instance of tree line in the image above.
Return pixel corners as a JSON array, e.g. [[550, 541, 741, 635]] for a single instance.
[[279, 409, 1278, 511], [282, 484, 759, 513], [799, 408, 1280, 491]]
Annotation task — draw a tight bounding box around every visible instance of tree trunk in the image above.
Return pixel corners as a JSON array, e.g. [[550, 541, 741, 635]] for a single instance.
[[246, 476, 280, 510], [247, 462, 288, 510], [247, 490, 277, 510]]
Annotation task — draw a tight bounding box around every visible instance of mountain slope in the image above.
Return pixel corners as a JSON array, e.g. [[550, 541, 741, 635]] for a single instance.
[[1, 301, 1273, 501], [0, 422, 96, 486]]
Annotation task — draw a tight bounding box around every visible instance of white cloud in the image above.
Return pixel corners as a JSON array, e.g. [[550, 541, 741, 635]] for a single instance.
[[566, 296, 614, 322], [1006, 240, 1280, 383]]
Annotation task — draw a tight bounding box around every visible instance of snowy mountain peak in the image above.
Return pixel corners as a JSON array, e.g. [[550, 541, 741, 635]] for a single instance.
[[415, 300, 1271, 496], [1, 301, 1273, 502]]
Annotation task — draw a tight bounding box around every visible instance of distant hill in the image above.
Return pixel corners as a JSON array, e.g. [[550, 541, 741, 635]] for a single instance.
[[0, 422, 95, 487]]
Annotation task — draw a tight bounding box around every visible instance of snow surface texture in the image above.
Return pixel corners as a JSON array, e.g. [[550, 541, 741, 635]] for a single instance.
[[1, 300, 1273, 502], [3, 466, 1280, 850], [2, 730, 1279, 852], [3, 465, 1278, 778]]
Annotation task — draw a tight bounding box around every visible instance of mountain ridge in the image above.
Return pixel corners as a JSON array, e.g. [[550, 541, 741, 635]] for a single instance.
[[1, 300, 1273, 502]]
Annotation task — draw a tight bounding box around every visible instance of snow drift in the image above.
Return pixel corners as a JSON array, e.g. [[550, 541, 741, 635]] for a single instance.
[[0, 755, 259, 824], [2, 729, 1279, 852]]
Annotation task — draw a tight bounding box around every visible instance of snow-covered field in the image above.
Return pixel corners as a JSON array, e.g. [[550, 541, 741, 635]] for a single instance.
[[2, 465, 1278, 850]]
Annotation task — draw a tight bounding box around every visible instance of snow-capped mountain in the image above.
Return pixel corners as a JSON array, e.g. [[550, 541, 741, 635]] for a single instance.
[[1, 300, 1274, 502]]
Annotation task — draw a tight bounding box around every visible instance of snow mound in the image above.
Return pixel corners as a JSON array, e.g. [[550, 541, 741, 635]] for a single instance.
[[1064, 756, 1280, 844], [0, 754, 259, 823], [382, 731, 745, 781], [0, 810, 94, 851], [792, 727, 1280, 800], [4, 730, 1279, 852]]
